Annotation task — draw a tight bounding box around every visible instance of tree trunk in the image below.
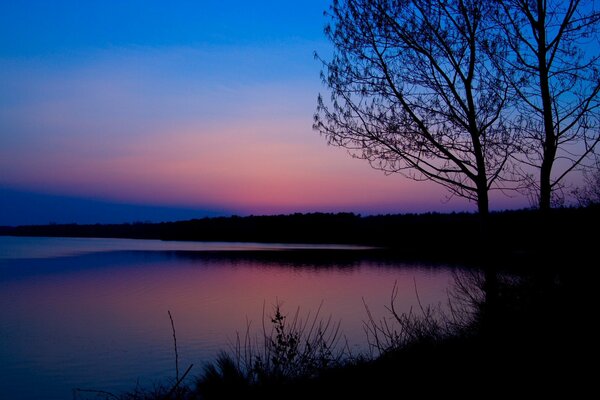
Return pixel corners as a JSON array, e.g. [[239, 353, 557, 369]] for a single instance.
[[477, 190, 489, 217], [539, 155, 555, 211], [536, 0, 556, 212], [476, 175, 489, 217], [538, 64, 557, 212]]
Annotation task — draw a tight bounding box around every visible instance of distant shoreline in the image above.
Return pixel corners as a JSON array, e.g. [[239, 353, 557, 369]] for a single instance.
[[2, 206, 597, 265]]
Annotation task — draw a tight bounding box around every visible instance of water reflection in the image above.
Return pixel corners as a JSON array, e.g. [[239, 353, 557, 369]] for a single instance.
[[0, 241, 457, 400]]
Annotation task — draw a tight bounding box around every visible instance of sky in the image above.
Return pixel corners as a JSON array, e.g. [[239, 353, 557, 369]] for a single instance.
[[0, 0, 531, 225]]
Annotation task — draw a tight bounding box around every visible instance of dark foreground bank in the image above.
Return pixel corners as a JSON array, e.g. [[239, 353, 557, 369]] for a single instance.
[[72, 245, 593, 399]]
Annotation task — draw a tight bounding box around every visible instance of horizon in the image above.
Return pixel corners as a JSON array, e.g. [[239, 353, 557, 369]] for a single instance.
[[2, 1, 536, 226], [0, 185, 534, 226], [0, 185, 541, 227]]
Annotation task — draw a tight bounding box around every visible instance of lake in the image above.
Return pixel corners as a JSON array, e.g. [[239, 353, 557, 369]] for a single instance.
[[0, 236, 459, 399]]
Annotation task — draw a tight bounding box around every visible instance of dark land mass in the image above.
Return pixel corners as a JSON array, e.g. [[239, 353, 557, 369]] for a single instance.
[[1, 206, 598, 264]]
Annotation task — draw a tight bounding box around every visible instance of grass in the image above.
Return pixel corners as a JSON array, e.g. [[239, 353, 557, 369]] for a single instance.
[[75, 261, 587, 400], [196, 301, 347, 399]]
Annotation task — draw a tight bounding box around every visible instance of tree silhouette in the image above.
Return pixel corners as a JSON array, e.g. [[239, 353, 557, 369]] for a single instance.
[[314, 0, 516, 216], [497, 0, 600, 210]]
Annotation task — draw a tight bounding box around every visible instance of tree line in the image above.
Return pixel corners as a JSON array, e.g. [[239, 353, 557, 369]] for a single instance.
[[1, 208, 597, 258]]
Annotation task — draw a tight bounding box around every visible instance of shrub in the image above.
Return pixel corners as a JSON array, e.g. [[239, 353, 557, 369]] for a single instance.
[[196, 302, 347, 397]]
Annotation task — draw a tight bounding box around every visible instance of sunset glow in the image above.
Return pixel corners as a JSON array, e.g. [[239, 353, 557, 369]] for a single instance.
[[0, 1, 529, 225]]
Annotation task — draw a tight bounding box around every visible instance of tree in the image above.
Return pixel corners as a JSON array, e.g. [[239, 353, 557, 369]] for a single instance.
[[314, 0, 516, 216], [497, 0, 600, 210]]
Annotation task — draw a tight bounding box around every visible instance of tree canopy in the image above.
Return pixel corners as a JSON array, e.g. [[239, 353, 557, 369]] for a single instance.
[[315, 0, 600, 212]]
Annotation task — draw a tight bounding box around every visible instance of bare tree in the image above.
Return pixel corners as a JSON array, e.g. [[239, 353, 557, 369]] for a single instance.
[[314, 0, 516, 216], [497, 0, 600, 210]]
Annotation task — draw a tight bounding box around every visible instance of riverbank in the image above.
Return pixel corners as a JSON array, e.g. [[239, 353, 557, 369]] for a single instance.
[[73, 248, 590, 400]]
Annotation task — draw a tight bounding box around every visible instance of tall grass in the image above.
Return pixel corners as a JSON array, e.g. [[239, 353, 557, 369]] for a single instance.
[[361, 273, 484, 357], [196, 301, 347, 398], [78, 269, 540, 399]]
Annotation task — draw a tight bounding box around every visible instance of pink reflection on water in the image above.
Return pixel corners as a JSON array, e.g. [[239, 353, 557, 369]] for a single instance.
[[0, 251, 455, 399]]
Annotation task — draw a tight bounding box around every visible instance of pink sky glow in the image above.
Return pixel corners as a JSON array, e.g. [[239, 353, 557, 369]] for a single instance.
[[0, 37, 531, 220]]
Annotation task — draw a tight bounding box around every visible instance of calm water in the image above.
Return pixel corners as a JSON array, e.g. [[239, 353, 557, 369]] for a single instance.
[[0, 237, 457, 400]]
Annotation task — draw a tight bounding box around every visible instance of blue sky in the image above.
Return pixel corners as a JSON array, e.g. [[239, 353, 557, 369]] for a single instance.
[[0, 0, 531, 226], [0, 1, 326, 53]]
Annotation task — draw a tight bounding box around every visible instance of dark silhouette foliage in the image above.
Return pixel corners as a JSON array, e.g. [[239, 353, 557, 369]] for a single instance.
[[2, 207, 598, 259], [314, 0, 517, 215]]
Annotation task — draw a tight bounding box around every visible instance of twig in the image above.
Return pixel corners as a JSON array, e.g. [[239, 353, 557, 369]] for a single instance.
[[362, 297, 382, 355], [166, 363, 194, 398], [168, 310, 179, 382], [413, 277, 427, 318]]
